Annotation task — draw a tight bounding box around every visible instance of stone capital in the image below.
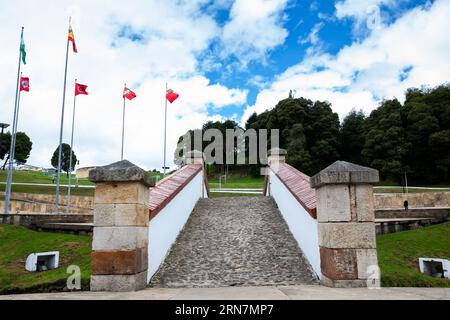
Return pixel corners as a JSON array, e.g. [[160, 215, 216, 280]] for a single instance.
[[89, 160, 155, 188], [310, 161, 379, 189]]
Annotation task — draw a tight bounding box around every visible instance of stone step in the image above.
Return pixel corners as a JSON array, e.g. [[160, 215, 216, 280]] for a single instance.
[[150, 196, 319, 288]]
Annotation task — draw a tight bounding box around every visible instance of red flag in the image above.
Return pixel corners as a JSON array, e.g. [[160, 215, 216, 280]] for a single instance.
[[166, 89, 179, 103], [75, 83, 88, 96], [20, 77, 30, 92], [123, 87, 137, 100]]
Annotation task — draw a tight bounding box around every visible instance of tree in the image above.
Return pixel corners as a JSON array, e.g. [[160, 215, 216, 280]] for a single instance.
[[1, 131, 33, 170], [362, 99, 407, 182], [339, 109, 367, 165], [51, 143, 77, 176]]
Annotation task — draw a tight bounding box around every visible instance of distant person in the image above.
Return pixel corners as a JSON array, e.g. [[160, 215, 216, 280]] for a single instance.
[[403, 200, 409, 211]]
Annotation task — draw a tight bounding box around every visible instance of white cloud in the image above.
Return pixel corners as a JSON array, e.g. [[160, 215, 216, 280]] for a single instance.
[[220, 0, 289, 66], [299, 22, 325, 46], [242, 0, 450, 125], [0, 1, 246, 171], [335, 0, 407, 34]]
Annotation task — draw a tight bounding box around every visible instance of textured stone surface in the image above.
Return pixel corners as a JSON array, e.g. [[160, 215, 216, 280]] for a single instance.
[[94, 182, 149, 206], [150, 197, 318, 288], [355, 185, 375, 222], [91, 248, 148, 275], [90, 271, 147, 292], [356, 249, 378, 279], [316, 185, 351, 222], [318, 223, 376, 249], [319, 247, 357, 280], [374, 192, 450, 209], [92, 227, 148, 251], [93, 203, 149, 227], [310, 161, 379, 188], [320, 274, 368, 288], [89, 160, 155, 187]]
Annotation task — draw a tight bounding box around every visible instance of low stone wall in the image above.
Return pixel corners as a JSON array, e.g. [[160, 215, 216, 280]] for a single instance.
[[0, 192, 93, 214], [374, 192, 450, 209], [1, 213, 93, 235]]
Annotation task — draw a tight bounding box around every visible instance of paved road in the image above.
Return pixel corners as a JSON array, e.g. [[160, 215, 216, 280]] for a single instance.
[[150, 197, 318, 287], [1, 286, 449, 300]]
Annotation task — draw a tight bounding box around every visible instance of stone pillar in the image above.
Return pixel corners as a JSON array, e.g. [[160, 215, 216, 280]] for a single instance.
[[310, 161, 380, 288], [185, 150, 204, 165], [268, 147, 286, 165], [89, 160, 155, 291]]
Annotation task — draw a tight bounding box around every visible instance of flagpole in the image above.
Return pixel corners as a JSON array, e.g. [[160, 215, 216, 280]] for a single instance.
[[55, 21, 71, 214], [67, 79, 77, 211], [163, 82, 168, 176], [121, 83, 126, 161], [3, 27, 24, 216]]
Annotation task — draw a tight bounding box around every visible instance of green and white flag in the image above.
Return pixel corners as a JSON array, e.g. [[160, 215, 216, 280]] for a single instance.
[[20, 29, 26, 65]]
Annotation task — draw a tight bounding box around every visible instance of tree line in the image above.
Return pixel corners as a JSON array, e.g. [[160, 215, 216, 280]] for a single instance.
[[177, 84, 450, 184]]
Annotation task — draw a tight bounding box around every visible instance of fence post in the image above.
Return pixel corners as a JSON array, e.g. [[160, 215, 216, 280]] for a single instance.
[[310, 161, 380, 287], [89, 160, 155, 291]]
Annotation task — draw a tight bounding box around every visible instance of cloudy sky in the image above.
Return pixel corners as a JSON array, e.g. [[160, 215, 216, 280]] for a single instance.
[[1, 0, 449, 171]]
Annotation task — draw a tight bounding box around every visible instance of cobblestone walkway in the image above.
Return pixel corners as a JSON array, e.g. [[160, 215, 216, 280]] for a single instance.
[[150, 197, 319, 288]]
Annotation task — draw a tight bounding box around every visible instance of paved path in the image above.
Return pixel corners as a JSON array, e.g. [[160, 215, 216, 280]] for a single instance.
[[1, 286, 449, 300], [150, 197, 318, 287]]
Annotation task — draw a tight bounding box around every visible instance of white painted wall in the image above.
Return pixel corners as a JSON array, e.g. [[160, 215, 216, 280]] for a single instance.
[[147, 171, 207, 282], [268, 170, 321, 278]]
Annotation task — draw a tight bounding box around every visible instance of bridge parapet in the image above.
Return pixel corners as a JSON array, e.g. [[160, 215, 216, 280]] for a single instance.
[[266, 149, 380, 288], [89, 152, 208, 292]]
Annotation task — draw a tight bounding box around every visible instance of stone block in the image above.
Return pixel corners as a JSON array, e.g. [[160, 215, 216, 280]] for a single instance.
[[355, 184, 375, 222], [318, 223, 376, 249], [356, 249, 378, 279], [91, 248, 148, 275], [311, 161, 379, 189], [92, 227, 148, 251], [89, 160, 155, 187], [94, 182, 149, 206], [90, 271, 148, 291], [320, 247, 357, 280], [93, 203, 149, 227], [316, 185, 351, 222], [320, 274, 368, 288]]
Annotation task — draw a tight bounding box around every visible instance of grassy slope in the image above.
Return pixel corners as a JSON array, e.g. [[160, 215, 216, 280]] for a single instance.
[[0, 170, 93, 185], [377, 222, 450, 287], [208, 176, 265, 189], [0, 225, 92, 294]]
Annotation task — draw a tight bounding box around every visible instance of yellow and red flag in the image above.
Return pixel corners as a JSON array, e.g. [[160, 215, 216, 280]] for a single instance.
[[68, 25, 78, 53]]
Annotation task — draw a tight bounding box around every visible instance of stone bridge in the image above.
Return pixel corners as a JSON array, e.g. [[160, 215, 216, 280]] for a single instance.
[[89, 149, 380, 291]]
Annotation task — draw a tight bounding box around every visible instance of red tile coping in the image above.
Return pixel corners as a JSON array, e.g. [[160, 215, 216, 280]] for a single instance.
[[148, 164, 206, 220], [268, 162, 317, 219]]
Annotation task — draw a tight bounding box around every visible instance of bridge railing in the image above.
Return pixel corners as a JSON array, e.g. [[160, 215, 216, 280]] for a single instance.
[[147, 151, 208, 281], [88, 151, 208, 292], [265, 148, 380, 288], [264, 148, 321, 278]]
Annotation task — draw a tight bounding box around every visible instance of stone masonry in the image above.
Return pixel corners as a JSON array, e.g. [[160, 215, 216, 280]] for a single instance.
[[311, 161, 380, 288], [150, 196, 318, 288], [89, 160, 155, 292]]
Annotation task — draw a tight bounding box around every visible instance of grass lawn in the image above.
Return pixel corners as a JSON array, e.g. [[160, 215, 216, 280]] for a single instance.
[[377, 222, 450, 287], [208, 176, 264, 189], [0, 170, 93, 186], [210, 192, 262, 198], [0, 224, 92, 294], [0, 184, 94, 197]]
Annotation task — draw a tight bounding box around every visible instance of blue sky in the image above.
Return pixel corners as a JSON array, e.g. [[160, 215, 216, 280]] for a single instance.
[[0, 0, 449, 170]]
